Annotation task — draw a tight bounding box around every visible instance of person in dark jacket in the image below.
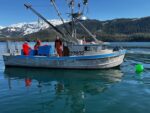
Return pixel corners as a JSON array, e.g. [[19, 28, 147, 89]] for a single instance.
[[34, 39, 41, 55], [55, 36, 63, 56]]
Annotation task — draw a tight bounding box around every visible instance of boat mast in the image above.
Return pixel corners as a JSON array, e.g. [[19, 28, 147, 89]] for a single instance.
[[78, 0, 99, 43], [70, 0, 75, 39], [24, 0, 100, 44], [69, 0, 99, 43], [50, 0, 78, 44], [50, 0, 72, 39]]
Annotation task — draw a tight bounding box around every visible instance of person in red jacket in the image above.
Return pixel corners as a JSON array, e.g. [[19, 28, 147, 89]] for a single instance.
[[22, 41, 31, 56], [25, 78, 32, 87], [55, 36, 63, 57]]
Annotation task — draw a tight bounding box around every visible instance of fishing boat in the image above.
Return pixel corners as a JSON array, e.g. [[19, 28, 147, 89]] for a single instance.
[[3, 0, 126, 69]]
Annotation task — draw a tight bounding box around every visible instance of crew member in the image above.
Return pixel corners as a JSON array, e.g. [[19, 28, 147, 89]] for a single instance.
[[34, 39, 41, 55], [55, 36, 63, 57], [22, 41, 31, 56]]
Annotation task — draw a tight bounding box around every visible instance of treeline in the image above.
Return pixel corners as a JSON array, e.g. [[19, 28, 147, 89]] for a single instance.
[[1, 33, 150, 42], [0, 37, 24, 42], [101, 17, 150, 34], [95, 33, 150, 42]]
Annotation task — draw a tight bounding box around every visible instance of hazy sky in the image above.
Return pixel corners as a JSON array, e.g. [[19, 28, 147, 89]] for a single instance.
[[1, 0, 150, 26]]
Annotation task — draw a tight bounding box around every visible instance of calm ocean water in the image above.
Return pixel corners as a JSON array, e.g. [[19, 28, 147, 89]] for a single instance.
[[0, 42, 150, 113]]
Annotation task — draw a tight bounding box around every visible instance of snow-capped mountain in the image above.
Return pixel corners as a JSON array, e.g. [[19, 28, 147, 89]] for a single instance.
[[0, 19, 67, 38], [0, 26, 4, 30]]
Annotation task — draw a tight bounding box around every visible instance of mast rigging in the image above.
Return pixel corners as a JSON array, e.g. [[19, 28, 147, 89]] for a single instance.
[[24, 4, 75, 43]]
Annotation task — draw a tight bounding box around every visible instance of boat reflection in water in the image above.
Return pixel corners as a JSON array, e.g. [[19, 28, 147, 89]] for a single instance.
[[4, 67, 123, 113]]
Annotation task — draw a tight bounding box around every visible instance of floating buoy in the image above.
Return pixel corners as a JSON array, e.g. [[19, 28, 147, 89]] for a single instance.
[[135, 64, 144, 72]]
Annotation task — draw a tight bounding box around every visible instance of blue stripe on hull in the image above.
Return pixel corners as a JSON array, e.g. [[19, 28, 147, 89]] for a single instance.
[[15, 50, 126, 61]]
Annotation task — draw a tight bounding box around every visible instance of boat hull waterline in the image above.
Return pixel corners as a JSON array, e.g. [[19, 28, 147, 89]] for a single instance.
[[3, 50, 126, 69]]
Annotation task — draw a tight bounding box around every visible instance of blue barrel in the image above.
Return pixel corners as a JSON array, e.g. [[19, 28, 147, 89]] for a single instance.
[[38, 45, 54, 56]]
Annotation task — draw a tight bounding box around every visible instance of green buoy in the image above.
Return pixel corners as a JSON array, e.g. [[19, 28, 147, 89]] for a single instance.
[[135, 64, 144, 72]]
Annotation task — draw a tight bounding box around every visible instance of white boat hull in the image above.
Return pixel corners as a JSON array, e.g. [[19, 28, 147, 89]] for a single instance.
[[3, 50, 126, 69]]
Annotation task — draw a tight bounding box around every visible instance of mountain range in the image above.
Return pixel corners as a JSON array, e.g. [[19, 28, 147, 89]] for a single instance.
[[1, 17, 150, 41], [0, 19, 67, 38]]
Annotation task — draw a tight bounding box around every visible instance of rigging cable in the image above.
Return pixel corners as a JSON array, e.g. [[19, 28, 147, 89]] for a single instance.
[[50, 0, 74, 43], [24, 4, 74, 43]]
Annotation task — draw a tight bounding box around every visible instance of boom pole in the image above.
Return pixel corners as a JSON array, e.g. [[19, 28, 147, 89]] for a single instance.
[[77, 21, 99, 43], [50, 0, 72, 38], [24, 4, 73, 43]]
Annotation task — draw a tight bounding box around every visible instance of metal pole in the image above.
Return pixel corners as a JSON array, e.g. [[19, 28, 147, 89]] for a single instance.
[[77, 22, 99, 43], [24, 4, 72, 43], [6, 40, 11, 54], [50, 0, 72, 39]]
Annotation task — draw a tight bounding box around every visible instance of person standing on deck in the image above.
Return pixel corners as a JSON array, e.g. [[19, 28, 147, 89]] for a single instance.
[[22, 41, 31, 56], [55, 36, 63, 57], [34, 39, 41, 55]]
